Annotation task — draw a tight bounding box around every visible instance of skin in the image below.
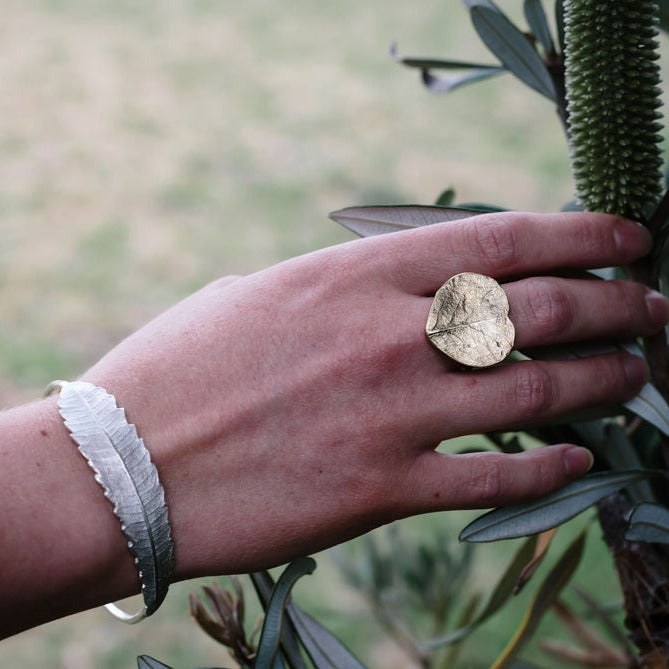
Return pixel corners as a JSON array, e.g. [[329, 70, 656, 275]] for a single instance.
[[0, 211, 666, 638]]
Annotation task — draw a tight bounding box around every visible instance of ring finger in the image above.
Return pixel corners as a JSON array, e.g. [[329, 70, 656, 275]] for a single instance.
[[502, 277, 669, 350]]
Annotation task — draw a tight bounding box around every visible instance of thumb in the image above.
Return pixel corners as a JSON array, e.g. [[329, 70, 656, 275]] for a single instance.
[[402, 444, 594, 512]]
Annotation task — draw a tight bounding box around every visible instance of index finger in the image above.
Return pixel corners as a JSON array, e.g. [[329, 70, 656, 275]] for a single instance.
[[374, 211, 651, 295]]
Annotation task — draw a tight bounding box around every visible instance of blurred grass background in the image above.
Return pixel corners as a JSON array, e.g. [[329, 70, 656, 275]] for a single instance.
[[0, 0, 640, 667]]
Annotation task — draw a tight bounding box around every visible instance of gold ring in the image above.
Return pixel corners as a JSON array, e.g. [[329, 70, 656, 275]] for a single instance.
[[425, 272, 515, 368]]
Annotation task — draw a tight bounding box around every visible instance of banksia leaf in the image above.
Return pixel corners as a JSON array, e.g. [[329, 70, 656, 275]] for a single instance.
[[564, 0, 664, 221]]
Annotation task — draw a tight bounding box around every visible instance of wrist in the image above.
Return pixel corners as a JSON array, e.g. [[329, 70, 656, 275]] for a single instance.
[[0, 398, 139, 636], [77, 369, 205, 581]]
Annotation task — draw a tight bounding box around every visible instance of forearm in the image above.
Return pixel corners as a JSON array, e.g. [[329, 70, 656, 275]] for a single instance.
[[0, 398, 139, 638]]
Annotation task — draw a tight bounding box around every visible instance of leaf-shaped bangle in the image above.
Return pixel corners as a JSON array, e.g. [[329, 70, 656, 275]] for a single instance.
[[45, 380, 175, 623]]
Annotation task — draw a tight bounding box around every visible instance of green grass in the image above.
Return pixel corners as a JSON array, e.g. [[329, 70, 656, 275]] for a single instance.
[[0, 0, 652, 666]]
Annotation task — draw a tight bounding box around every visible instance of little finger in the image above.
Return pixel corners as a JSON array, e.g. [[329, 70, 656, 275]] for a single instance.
[[399, 444, 594, 511]]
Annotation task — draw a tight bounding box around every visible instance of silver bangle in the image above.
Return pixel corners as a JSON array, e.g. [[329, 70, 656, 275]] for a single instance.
[[45, 380, 174, 623]]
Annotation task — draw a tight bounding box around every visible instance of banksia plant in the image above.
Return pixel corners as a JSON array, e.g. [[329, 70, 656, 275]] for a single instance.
[[330, 2, 669, 666], [564, 0, 664, 221]]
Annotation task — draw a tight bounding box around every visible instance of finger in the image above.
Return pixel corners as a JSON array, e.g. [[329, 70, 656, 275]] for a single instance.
[[400, 444, 593, 511], [503, 277, 669, 348], [380, 211, 651, 294], [418, 353, 648, 440]]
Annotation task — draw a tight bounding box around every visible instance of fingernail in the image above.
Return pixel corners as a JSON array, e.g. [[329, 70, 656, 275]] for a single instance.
[[564, 446, 594, 477], [613, 219, 652, 256], [623, 354, 650, 388], [645, 289, 669, 327]]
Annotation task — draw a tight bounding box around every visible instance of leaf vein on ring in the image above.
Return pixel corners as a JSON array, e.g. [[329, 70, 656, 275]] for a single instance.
[[434, 318, 501, 332]]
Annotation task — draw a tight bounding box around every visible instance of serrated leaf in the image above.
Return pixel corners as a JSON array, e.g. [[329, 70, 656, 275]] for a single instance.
[[286, 605, 367, 669], [328, 205, 484, 237], [491, 530, 586, 669], [524, 0, 556, 55], [459, 470, 659, 542], [254, 558, 316, 669], [423, 535, 538, 648], [625, 502, 669, 543], [137, 657, 174, 669], [466, 1, 556, 100]]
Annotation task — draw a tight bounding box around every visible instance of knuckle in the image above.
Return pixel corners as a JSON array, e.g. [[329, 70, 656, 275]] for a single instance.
[[467, 218, 518, 269], [573, 215, 615, 257], [610, 280, 642, 325], [599, 353, 630, 394], [526, 280, 574, 338], [533, 455, 560, 492], [469, 454, 502, 505], [513, 364, 555, 419]]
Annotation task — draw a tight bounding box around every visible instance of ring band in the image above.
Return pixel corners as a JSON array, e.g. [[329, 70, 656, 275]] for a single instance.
[[425, 272, 515, 368]]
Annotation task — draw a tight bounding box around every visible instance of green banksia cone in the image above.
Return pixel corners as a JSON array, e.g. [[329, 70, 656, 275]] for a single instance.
[[564, 0, 664, 221]]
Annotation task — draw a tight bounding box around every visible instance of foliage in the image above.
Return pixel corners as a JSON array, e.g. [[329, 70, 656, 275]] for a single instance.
[[141, 1, 669, 667], [139, 560, 367, 669], [332, 528, 479, 667]]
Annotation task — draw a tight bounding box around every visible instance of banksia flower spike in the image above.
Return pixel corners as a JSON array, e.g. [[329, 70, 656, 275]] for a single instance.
[[564, 0, 664, 221]]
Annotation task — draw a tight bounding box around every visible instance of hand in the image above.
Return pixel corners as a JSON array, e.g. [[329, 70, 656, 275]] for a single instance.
[[81, 211, 665, 580]]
